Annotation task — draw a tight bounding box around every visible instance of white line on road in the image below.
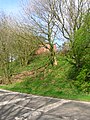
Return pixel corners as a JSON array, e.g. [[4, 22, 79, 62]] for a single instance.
[[0, 93, 17, 96], [0, 98, 26, 106], [37, 99, 71, 112], [16, 100, 71, 119]]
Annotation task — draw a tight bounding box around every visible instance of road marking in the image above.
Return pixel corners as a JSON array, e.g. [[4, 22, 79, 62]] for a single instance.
[[0, 98, 25, 106], [14, 100, 71, 120], [0, 93, 17, 96], [28, 111, 41, 119], [14, 104, 35, 111], [15, 117, 26, 120], [37, 99, 71, 112]]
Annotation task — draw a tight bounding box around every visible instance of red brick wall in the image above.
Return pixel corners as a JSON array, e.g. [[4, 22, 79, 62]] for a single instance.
[[35, 44, 57, 55]]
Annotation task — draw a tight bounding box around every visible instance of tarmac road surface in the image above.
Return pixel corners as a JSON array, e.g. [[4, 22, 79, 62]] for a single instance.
[[0, 89, 90, 120]]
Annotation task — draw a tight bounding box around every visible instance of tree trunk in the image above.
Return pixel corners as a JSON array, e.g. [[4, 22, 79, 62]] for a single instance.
[[50, 45, 57, 66]]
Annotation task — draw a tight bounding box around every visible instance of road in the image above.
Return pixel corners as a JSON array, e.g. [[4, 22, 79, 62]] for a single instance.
[[0, 89, 90, 120]]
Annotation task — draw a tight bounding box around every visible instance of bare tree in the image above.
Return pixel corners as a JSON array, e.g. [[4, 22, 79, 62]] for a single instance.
[[51, 0, 90, 41], [49, 0, 90, 65], [22, 0, 59, 66], [13, 25, 40, 66], [0, 13, 14, 83], [22, 0, 89, 66], [0, 12, 40, 83]]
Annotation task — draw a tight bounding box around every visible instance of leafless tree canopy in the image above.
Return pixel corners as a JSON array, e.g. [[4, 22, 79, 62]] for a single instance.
[[21, 0, 89, 66]]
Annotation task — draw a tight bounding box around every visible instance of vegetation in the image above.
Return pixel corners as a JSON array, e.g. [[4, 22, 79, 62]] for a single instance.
[[0, 14, 40, 83], [67, 12, 90, 93], [0, 15, 14, 83], [0, 0, 90, 101], [0, 54, 90, 101]]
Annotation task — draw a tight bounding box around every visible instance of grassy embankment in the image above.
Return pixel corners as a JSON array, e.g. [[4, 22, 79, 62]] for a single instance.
[[0, 54, 90, 101]]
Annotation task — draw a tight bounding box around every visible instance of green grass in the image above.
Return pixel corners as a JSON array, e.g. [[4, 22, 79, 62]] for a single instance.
[[0, 54, 90, 101], [13, 54, 50, 74]]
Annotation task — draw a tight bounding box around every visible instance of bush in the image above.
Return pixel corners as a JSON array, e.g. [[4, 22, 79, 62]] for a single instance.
[[67, 12, 90, 93], [76, 68, 90, 93]]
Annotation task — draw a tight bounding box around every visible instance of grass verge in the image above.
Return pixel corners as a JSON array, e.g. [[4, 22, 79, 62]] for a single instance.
[[0, 54, 90, 101]]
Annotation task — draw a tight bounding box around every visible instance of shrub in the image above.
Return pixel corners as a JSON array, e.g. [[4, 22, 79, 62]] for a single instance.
[[67, 12, 90, 93]]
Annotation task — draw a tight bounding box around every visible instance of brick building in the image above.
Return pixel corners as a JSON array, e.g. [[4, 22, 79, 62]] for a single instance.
[[35, 43, 57, 55]]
